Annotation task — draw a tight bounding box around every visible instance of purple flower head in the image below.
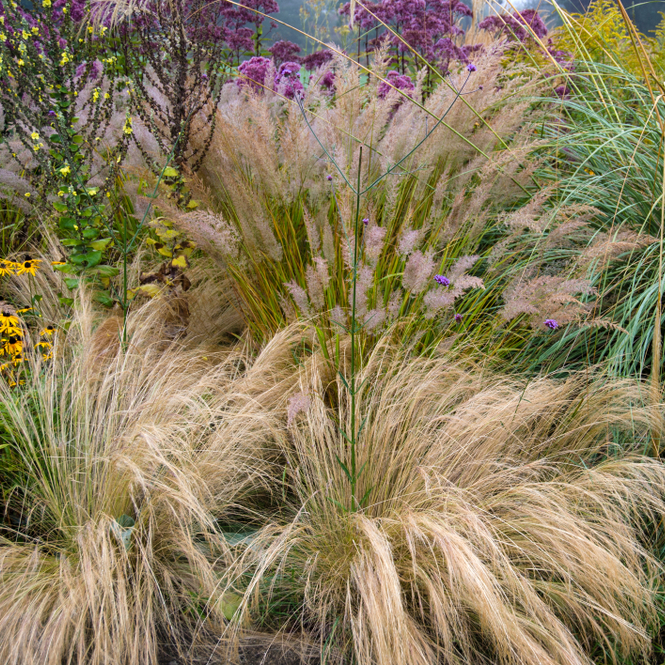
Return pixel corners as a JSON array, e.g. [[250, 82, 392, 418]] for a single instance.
[[320, 69, 336, 91], [378, 70, 415, 100], [48, 110, 56, 117], [544, 319, 559, 330], [434, 275, 450, 287], [302, 49, 333, 71], [75, 60, 103, 82], [326, 175, 333, 181], [454, 313, 462, 323], [237, 56, 271, 93], [467, 63, 476, 72], [276, 61, 303, 99], [268, 40, 301, 65], [554, 85, 570, 99], [362, 217, 369, 225], [479, 9, 547, 42]]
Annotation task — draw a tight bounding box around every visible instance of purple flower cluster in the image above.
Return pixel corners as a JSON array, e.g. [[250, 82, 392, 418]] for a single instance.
[[434, 274, 450, 286], [275, 61, 304, 99], [237, 56, 271, 92], [339, 0, 479, 73], [479, 9, 548, 42], [544, 319, 558, 330], [268, 40, 301, 65], [378, 70, 415, 99]]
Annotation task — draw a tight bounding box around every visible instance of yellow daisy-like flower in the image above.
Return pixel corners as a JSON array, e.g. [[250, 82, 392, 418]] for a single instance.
[[5, 335, 23, 357], [0, 259, 16, 276], [34, 341, 52, 360], [42, 0, 51, 7], [15, 257, 41, 276], [0, 310, 19, 332], [40, 324, 56, 337], [31, 131, 39, 140], [16, 307, 31, 314], [59, 165, 71, 176]]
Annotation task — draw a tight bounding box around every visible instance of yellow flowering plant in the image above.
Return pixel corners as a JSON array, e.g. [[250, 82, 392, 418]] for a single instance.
[[0, 259, 54, 387], [0, 0, 135, 309]]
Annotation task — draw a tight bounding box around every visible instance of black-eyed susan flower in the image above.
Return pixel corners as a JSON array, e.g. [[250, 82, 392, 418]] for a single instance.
[[16, 307, 31, 314], [40, 324, 55, 337], [0, 259, 16, 276], [4, 335, 23, 357], [16, 257, 41, 276], [0, 309, 19, 333], [34, 341, 52, 360]]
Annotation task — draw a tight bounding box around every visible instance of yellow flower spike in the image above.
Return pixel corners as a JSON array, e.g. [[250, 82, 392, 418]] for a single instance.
[[16, 257, 41, 276]]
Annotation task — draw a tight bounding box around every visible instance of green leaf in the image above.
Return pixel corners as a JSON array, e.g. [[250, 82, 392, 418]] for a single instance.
[[58, 216, 76, 231], [53, 201, 68, 213], [63, 277, 79, 289], [334, 454, 353, 482], [71, 135, 84, 144], [219, 591, 242, 621], [94, 265, 120, 278], [94, 292, 115, 308], [82, 228, 100, 239], [81, 250, 103, 267], [163, 166, 179, 178], [61, 238, 84, 247], [89, 238, 112, 251]]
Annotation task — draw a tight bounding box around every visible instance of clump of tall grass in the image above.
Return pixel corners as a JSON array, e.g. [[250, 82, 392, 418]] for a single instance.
[[0, 291, 275, 665], [489, 4, 665, 378], [160, 45, 546, 348], [234, 341, 665, 664]]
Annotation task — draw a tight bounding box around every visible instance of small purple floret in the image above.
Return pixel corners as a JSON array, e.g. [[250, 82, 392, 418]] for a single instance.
[[326, 175, 333, 181], [362, 218, 369, 225], [454, 313, 462, 322], [434, 275, 450, 287], [467, 63, 476, 72], [545, 319, 558, 330]]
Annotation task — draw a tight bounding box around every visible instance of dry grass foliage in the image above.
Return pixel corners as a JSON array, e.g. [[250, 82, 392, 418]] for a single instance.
[[181, 45, 545, 266], [0, 292, 282, 665], [1, 287, 664, 665], [235, 340, 665, 665]]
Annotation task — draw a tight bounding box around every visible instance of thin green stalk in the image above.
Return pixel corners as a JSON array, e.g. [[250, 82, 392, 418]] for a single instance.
[[349, 146, 363, 511]]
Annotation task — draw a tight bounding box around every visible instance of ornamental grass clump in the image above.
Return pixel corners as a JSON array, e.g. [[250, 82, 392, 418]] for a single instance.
[[168, 44, 546, 347], [0, 292, 274, 665], [236, 342, 665, 665]]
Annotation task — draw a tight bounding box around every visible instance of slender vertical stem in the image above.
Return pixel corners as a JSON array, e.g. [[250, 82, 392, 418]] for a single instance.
[[350, 146, 363, 511], [122, 202, 128, 348], [653, 129, 665, 456]]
